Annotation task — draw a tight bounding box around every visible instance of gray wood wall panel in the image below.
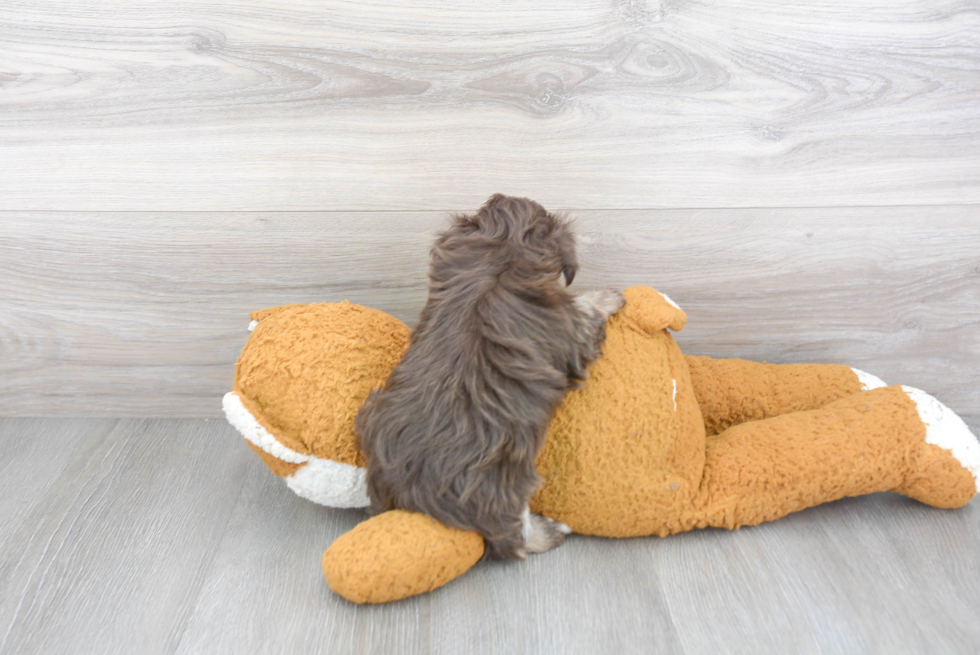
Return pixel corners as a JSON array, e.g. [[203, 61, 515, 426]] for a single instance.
[[2, 0, 978, 211], [1, 418, 977, 654], [2, 207, 978, 422]]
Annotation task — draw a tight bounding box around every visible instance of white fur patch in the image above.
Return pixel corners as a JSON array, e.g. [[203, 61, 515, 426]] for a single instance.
[[285, 457, 370, 508], [852, 368, 886, 390], [520, 506, 532, 541], [248, 319, 259, 332], [222, 392, 310, 464], [660, 292, 681, 311], [902, 386, 980, 493], [223, 391, 371, 507], [672, 379, 678, 410]]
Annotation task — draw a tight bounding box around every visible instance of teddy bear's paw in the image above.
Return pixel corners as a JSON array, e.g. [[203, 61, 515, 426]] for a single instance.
[[223, 392, 370, 508], [896, 386, 980, 507], [285, 458, 370, 508], [223, 392, 308, 464], [851, 368, 887, 390], [323, 510, 484, 604], [902, 386, 980, 491]]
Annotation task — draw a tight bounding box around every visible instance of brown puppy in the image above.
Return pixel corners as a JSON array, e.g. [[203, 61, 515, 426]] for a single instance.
[[356, 194, 624, 559]]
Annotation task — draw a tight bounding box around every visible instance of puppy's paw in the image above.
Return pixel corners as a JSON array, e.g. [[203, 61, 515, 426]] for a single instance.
[[598, 289, 627, 317], [522, 511, 569, 554], [576, 289, 626, 319]]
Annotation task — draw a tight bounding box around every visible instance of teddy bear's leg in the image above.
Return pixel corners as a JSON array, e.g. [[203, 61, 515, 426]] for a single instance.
[[684, 385, 978, 532], [685, 355, 885, 436]]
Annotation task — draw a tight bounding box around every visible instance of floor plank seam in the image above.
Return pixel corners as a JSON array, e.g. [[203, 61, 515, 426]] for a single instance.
[[2, 202, 980, 215]]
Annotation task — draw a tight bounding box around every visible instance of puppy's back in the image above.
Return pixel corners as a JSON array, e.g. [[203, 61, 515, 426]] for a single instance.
[[357, 195, 591, 558]]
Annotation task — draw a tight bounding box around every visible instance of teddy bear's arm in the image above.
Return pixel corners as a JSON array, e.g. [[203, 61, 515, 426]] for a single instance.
[[321, 510, 484, 604], [685, 385, 979, 532], [684, 355, 882, 436]]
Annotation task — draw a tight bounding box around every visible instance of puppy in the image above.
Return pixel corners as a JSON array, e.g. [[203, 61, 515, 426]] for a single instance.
[[356, 194, 624, 559]]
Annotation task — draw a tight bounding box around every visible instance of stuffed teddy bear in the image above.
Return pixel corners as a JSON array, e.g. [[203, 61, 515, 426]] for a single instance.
[[223, 286, 979, 604]]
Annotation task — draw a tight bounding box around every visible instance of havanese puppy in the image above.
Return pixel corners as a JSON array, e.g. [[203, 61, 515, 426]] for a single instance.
[[356, 194, 624, 559]]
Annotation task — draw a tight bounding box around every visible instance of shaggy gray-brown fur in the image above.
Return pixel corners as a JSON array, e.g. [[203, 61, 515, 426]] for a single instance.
[[356, 194, 623, 559]]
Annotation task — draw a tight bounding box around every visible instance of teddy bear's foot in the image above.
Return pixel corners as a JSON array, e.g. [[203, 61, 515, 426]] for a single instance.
[[851, 368, 887, 390], [895, 386, 980, 508]]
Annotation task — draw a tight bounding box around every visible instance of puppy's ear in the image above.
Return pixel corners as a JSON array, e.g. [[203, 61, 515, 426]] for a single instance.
[[556, 218, 578, 286], [449, 212, 480, 234], [562, 265, 576, 286], [519, 210, 556, 247], [520, 211, 579, 284]]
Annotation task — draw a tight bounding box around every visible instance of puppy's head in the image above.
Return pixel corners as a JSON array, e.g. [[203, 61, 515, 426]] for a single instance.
[[438, 194, 577, 303]]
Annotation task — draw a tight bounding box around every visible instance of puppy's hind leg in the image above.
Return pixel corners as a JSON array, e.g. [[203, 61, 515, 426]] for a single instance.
[[521, 507, 571, 555]]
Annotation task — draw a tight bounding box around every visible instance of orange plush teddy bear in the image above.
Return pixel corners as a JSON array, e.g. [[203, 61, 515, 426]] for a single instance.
[[223, 286, 979, 604]]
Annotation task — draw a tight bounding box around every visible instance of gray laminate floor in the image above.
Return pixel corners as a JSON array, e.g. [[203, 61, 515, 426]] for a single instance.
[[1, 418, 978, 654]]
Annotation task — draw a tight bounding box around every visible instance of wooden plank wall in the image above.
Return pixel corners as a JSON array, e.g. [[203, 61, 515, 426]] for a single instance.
[[1, 1, 978, 419]]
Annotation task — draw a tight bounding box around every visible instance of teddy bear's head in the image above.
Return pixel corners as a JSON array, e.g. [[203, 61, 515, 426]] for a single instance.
[[223, 301, 410, 507]]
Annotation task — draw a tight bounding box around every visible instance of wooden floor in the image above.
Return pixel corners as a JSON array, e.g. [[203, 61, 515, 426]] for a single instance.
[[0, 417, 978, 654]]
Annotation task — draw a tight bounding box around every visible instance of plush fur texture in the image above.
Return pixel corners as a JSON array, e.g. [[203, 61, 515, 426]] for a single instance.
[[356, 194, 622, 559]]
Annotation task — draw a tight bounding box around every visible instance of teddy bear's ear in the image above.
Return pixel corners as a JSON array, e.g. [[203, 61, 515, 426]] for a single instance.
[[620, 286, 687, 334], [248, 303, 308, 323]]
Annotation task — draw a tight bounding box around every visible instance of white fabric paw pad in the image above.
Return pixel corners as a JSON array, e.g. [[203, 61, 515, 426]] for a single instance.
[[902, 386, 980, 493], [223, 392, 371, 508], [285, 457, 370, 509], [223, 392, 309, 464], [852, 368, 887, 391]]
